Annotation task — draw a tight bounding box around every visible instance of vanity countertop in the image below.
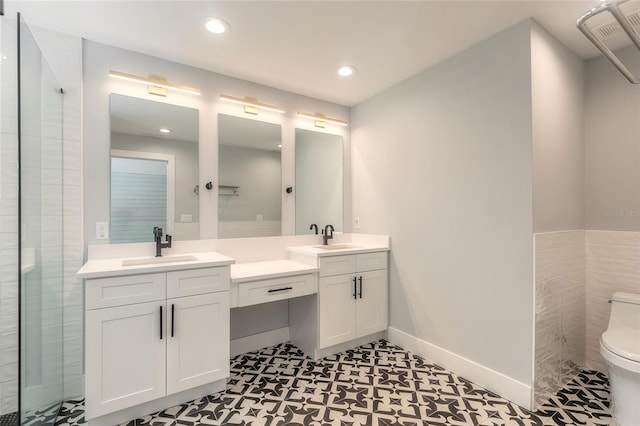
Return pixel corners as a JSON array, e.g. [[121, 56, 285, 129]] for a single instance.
[[287, 243, 390, 257], [231, 259, 319, 283], [77, 251, 235, 279]]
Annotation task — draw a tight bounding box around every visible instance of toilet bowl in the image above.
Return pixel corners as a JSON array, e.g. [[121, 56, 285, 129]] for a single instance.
[[600, 292, 640, 426]]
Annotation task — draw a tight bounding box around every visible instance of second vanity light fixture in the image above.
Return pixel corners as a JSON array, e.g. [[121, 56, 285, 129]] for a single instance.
[[108, 70, 201, 97], [219, 94, 285, 115], [297, 111, 348, 128]]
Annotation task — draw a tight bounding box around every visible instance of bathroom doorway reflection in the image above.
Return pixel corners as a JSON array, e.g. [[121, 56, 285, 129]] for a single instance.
[[110, 153, 173, 243]]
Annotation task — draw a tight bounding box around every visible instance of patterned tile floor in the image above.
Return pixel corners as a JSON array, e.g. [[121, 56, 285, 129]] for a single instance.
[[53, 340, 612, 426]]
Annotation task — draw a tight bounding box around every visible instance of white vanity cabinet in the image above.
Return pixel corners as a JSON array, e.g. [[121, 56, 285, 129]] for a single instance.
[[84, 266, 230, 422], [318, 252, 388, 348], [289, 248, 389, 359]]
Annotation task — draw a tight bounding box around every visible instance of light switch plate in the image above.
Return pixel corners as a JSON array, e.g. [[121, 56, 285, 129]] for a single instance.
[[96, 222, 109, 240]]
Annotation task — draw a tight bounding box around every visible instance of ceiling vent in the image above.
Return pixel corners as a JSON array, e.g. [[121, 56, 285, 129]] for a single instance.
[[594, 9, 640, 39]]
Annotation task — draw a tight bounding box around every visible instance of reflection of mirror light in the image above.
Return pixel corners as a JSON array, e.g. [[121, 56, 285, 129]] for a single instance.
[[337, 65, 356, 77], [298, 111, 348, 127], [219, 94, 285, 114], [206, 18, 229, 34], [109, 70, 201, 96], [159, 128, 171, 134]]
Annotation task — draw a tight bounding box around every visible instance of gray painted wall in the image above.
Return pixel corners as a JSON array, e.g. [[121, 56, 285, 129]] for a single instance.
[[585, 46, 640, 231], [218, 144, 281, 222], [531, 22, 585, 233], [351, 20, 534, 384]]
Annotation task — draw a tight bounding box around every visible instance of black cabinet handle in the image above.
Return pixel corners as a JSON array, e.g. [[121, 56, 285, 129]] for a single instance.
[[353, 276, 357, 299], [268, 287, 293, 293], [160, 305, 163, 340], [358, 276, 363, 299], [171, 304, 175, 337]]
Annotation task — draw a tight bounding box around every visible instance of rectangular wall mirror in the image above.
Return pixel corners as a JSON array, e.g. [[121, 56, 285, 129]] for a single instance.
[[110, 94, 199, 243], [295, 129, 343, 234], [218, 114, 282, 238]]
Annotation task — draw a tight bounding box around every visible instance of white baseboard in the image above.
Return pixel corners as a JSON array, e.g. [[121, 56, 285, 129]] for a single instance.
[[230, 327, 290, 357], [387, 327, 533, 410]]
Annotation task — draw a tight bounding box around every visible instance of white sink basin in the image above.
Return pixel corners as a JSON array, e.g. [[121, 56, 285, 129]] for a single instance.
[[312, 243, 362, 250], [122, 254, 199, 267]]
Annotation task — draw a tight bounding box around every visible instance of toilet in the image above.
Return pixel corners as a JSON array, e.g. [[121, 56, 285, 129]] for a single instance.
[[600, 292, 640, 426]]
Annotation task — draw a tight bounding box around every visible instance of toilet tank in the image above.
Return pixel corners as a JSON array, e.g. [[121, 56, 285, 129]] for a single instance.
[[608, 292, 640, 330]]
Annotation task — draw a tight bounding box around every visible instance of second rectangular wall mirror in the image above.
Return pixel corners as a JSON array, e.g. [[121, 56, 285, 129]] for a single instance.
[[218, 114, 282, 238], [110, 94, 199, 243]]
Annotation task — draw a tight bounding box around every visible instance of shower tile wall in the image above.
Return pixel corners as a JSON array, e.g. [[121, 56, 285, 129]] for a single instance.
[[585, 230, 640, 373], [0, 19, 20, 415], [534, 230, 585, 408]]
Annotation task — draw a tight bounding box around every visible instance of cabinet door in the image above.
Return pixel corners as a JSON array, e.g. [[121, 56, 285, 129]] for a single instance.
[[356, 270, 389, 338], [85, 302, 166, 419], [166, 292, 230, 394], [318, 275, 357, 348]]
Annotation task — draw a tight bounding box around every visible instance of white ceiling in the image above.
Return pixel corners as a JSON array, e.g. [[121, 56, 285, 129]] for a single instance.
[[6, 0, 637, 106]]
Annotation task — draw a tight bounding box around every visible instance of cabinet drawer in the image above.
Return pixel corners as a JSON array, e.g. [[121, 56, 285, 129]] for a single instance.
[[86, 274, 166, 310], [319, 255, 356, 277], [355, 252, 388, 272], [238, 274, 316, 307], [167, 267, 230, 299]]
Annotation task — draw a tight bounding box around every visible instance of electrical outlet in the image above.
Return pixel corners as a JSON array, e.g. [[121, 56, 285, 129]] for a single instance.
[[354, 217, 360, 230], [96, 222, 109, 240]]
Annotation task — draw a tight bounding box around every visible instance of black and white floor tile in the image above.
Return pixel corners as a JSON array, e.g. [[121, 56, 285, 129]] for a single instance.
[[53, 341, 612, 426]]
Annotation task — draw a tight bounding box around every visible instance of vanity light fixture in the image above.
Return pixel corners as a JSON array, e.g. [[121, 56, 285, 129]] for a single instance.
[[159, 128, 171, 134], [108, 70, 201, 96], [219, 94, 285, 115], [298, 111, 348, 128]]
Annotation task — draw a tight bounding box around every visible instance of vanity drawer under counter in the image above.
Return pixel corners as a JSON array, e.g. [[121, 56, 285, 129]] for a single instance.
[[319, 252, 388, 277], [230, 260, 319, 308], [85, 273, 166, 310], [237, 273, 316, 307], [167, 267, 230, 298]]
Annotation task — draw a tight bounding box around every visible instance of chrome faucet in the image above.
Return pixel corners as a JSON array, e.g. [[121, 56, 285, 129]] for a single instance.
[[153, 227, 172, 257], [309, 223, 319, 235], [322, 224, 334, 245]]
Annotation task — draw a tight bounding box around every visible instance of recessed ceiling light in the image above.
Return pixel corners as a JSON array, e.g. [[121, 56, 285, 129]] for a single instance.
[[159, 128, 171, 134], [277, 144, 282, 148], [206, 18, 229, 34], [337, 65, 356, 77]]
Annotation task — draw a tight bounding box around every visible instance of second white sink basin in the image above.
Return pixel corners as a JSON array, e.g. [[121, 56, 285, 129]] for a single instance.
[[312, 243, 362, 251], [122, 254, 199, 267]]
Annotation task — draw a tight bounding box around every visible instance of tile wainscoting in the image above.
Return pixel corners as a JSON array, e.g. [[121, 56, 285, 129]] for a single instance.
[[534, 230, 586, 408], [534, 229, 640, 407], [585, 230, 640, 373]]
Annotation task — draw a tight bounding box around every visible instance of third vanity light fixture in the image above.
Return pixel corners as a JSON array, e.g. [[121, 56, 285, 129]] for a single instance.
[[219, 94, 285, 115], [108, 70, 201, 96], [297, 111, 348, 128]]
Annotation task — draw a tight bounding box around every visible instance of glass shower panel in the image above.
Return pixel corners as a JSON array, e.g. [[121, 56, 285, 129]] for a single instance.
[[0, 17, 20, 425], [18, 15, 64, 424]]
